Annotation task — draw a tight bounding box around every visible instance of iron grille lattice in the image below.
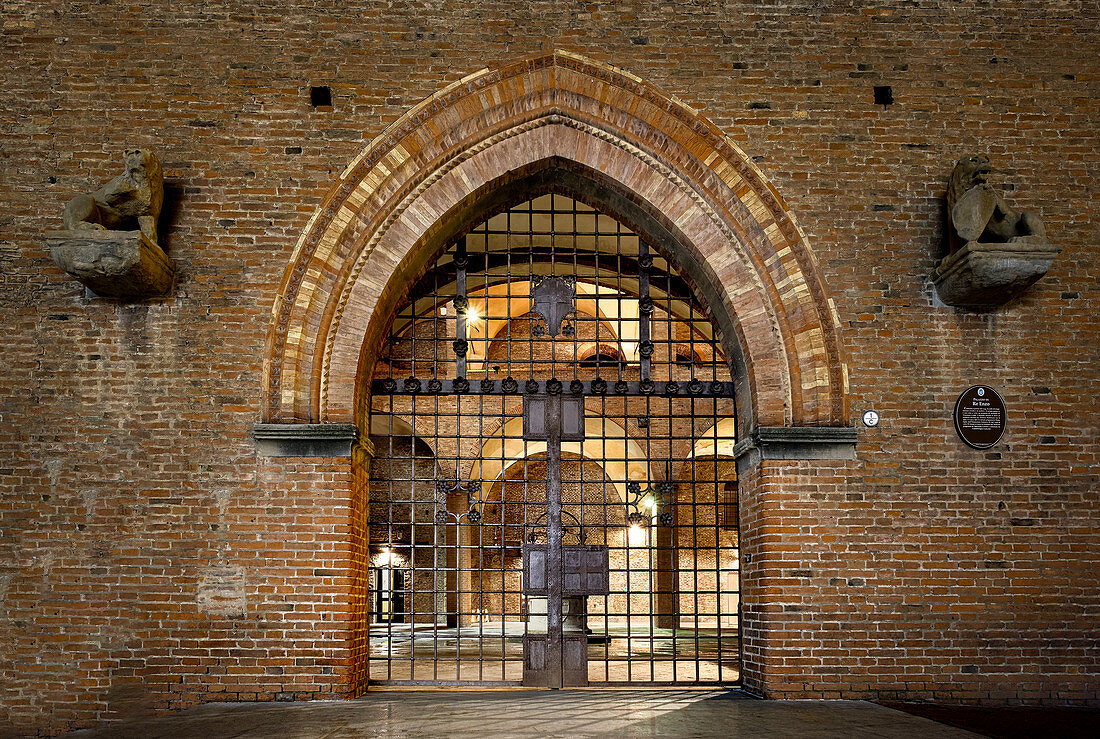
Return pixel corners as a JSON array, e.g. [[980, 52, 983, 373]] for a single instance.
[[367, 193, 741, 687]]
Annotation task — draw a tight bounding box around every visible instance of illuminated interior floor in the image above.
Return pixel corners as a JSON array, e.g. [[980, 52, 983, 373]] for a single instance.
[[368, 621, 740, 684]]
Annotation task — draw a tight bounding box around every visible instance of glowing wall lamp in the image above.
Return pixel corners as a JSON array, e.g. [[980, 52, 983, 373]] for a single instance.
[[376, 543, 403, 567]]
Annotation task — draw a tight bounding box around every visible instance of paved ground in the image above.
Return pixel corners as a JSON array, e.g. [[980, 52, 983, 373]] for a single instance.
[[64, 689, 982, 738], [880, 701, 1099, 739]]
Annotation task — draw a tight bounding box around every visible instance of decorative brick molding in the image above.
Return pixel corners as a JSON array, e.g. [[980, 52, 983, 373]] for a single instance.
[[263, 51, 848, 431]]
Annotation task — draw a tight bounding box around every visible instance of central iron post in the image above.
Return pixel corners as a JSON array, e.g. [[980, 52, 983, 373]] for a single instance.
[[544, 391, 564, 689]]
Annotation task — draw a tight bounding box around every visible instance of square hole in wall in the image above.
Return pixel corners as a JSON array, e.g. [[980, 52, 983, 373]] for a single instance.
[[310, 85, 333, 109]]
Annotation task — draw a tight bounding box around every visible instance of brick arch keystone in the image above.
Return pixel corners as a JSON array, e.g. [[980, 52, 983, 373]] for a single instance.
[[263, 50, 848, 432]]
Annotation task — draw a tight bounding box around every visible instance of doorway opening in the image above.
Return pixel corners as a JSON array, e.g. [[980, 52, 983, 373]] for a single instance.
[[366, 193, 740, 687], [373, 563, 406, 624]]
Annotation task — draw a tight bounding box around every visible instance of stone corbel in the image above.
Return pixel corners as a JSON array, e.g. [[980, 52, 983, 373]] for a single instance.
[[933, 238, 1061, 309], [45, 229, 175, 299], [734, 426, 858, 477], [253, 423, 359, 457]]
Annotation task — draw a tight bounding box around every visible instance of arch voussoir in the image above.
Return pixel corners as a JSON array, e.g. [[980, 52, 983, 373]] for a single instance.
[[265, 50, 848, 433]]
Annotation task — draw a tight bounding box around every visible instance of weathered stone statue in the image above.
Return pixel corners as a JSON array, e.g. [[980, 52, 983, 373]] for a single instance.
[[62, 148, 164, 244], [46, 148, 175, 299], [946, 154, 1045, 250], [934, 155, 1059, 308]]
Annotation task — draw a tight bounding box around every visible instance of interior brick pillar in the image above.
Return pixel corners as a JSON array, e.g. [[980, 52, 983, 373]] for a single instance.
[[654, 522, 677, 629]]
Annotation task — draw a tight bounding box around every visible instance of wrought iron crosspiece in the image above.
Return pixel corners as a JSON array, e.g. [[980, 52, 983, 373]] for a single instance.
[[531, 275, 576, 337]]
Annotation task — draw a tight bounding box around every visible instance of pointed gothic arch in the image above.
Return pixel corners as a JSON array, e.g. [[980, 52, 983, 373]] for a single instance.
[[264, 50, 848, 434]]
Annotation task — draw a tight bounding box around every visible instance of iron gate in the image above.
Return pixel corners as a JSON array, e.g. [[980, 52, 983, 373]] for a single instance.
[[367, 194, 741, 686]]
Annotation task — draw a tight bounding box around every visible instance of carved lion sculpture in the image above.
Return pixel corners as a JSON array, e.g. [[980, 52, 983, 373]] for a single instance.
[[946, 154, 1044, 253], [63, 148, 164, 243]]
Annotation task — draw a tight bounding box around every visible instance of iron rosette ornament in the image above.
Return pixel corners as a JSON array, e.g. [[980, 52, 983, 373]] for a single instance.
[[435, 479, 484, 524]]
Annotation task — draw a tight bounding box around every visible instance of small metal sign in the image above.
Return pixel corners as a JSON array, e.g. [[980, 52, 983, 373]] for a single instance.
[[523, 394, 585, 442], [953, 385, 1006, 449], [523, 544, 609, 596]]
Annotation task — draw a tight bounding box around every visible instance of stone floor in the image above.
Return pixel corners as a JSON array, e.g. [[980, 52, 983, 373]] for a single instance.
[[64, 689, 983, 738]]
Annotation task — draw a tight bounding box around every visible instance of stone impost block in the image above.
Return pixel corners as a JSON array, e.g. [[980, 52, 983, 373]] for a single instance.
[[253, 423, 359, 457], [933, 238, 1061, 309], [45, 229, 175, 299], [734, 425, 858, 476]]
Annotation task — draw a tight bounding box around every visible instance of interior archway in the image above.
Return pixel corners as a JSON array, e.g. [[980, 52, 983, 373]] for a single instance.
[[469, 414, 651, 502]]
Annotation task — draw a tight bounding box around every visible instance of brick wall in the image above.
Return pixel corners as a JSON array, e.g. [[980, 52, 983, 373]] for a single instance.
[[1, 0, 1097, 734], [741, 458, 1096, 704]]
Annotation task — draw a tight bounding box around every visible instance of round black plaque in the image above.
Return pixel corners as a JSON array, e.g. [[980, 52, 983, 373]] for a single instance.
[[953, 385, 1006, 449]]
